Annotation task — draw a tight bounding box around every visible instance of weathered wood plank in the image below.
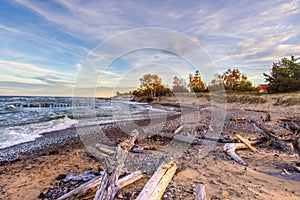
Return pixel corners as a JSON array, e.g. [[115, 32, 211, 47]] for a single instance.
[[136, 161, 177, 200]]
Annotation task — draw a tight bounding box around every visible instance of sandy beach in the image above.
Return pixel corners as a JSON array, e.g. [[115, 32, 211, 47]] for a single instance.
[[1, 93, 300, 200]]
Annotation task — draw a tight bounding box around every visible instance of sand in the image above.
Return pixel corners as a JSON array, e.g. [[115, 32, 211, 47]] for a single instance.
[[1, 92, 300, 200]]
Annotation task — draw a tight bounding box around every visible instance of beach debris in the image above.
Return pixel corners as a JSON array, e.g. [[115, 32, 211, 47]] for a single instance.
[[236, 134, 258, 153], [224, 143, 249, 166], [230, 117, 247, 122], [223, 138, 263, 166], [58, 176, 102, 200], [195, 182, 207, 200], [95, 143, 116, 156], [174, 125, 184, 134], [94, 129, 139, 200], [41, 169, 103, 199], [150, 131, 203, 145], [259, 170, 300, 181], [63, 171, 96, 182], [136, 160, 177, 200], [58, 171, 143, 200], [291, 136, 300, 155], [251, 120, 295, 155], [130, 145, 150, 154]]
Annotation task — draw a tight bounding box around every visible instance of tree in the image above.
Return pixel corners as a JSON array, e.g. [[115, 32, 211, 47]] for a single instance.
[[172, 76, 188, 93], [133, 74, 171, 97], [208, 74, 224, 90], [221, 68, 241, 90], [264, 55, 300, 93], [211, 68, 253, 91], [189, 70, 206, 92], [238, 74, 254, 92], [139, 74, 162, 97]]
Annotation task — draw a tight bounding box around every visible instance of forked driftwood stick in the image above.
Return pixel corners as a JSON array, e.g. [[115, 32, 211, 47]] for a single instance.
[[94, 130, 139, 200], [58, 171, 143, 200], [224, 139, 263, 165], [136, 161, 177, 200], [224, 143, 249, 166], [196, 182, 207, 200]]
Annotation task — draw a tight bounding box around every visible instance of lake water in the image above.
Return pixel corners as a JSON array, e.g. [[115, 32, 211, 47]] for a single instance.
[[0, 96, 168, 149]]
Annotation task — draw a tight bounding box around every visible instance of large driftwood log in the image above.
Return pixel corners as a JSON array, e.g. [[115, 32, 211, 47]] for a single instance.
[[148, 131, 204, 145], [136, 161, 177, 200], [145, 130, 232, 145], [58, 171, 143, 200], [195, 182, 207, 200], [252, 121, 295, 155], [94, 130, 139, 200]]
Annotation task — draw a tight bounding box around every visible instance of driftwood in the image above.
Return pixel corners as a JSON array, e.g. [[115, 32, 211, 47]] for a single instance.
[[174, 125, 184, 134], [230, 117, 247, 122], [224, 139, 263, 165], [236, 134, 258, 153], [195, 182, 207, 200], [94, 130, 139, 200], [146, 130, 232, 145], [291, 136, 300, 156], [149, 131, 204, 145], [224, 143, 249, 166], [198, 135, 235, 143], [95, 143, 116, 155], [252, 121, 295, 155], [136, 161, 177, 200], [58, 171, 143, 200], [117, 170, 144, 188]]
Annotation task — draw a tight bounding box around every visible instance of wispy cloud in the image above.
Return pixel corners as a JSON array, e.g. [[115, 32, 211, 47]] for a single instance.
[[1, 0, 299, 96]]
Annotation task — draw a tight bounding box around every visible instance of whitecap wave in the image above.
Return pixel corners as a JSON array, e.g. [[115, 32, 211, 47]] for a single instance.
[[0, 116, 77, 149]]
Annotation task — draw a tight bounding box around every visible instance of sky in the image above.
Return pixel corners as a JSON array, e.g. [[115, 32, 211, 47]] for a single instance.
[[0, 0, 299, 97]]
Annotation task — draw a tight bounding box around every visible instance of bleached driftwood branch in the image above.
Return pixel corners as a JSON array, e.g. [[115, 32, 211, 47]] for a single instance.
[[58, 171, 143, 200], [224, 143, 249, 166], [136, 161, 177, 200], [94, 129, 139, 200], [195, 182, 207, 200]]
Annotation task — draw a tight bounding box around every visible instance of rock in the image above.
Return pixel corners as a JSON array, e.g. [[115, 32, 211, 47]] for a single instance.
[[222, 189, 229, 196], [55, 174, 66, 180]]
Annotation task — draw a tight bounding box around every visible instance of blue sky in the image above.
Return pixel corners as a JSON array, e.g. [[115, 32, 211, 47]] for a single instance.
[[0, 0, 299, 97]]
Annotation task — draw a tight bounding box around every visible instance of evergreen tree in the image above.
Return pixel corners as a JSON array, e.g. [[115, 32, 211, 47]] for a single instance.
[[188, 70, 206, 92], [263, 55, 300, 93]]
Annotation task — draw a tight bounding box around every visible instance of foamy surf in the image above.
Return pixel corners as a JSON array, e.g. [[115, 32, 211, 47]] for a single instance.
[[0, 116, 77, 149]]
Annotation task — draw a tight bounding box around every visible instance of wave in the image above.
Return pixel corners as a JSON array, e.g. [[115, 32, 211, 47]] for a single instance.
[[0, 115, 77, 149]]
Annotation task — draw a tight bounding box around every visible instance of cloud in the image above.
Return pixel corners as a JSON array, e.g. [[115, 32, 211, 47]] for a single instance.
[[2, 0, 300, 95]]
